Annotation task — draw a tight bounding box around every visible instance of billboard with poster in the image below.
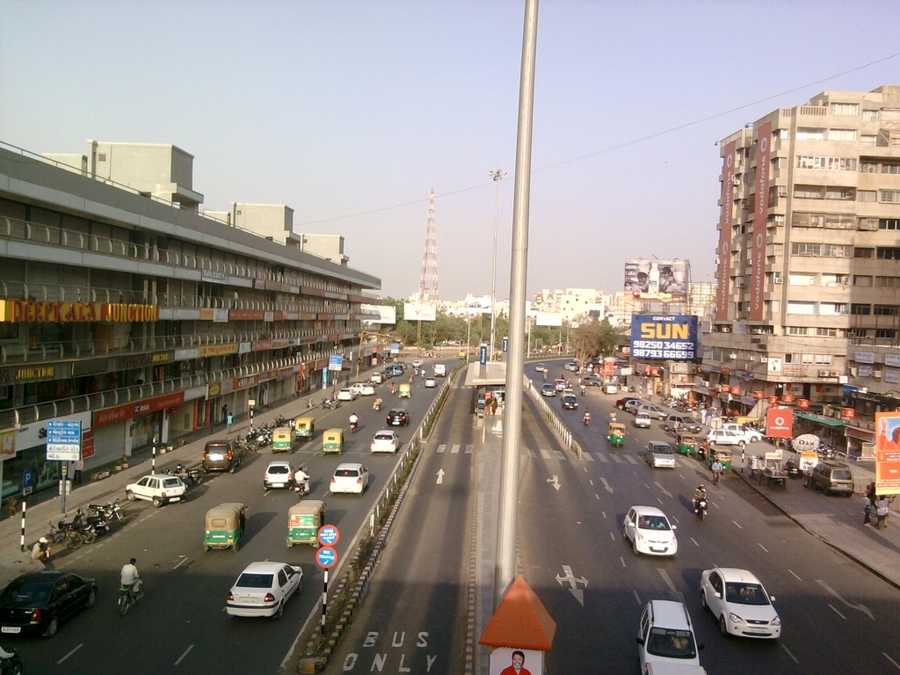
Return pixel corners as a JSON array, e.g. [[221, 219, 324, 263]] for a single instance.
[[630, 315, 698, 361], [489, 647, 544, 675], [874, 411, 900, 495], [403, 303, 437, 322], [624, 258, 690, 299], [361, 304, 397, 325], [766, 407, 793, 439], [535, 312, 562, 327]]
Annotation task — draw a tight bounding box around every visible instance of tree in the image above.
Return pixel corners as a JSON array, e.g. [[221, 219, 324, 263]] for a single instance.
[[572, 319, 621, 361]]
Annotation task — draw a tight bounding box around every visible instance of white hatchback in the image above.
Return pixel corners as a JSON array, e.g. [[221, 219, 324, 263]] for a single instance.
[[226, 561, 303, 619], [700, 567, 781, 639], [263, 461, 294, 489], [337, 387, 357, 401], [330, 463, 369, 494], [370, 430, 400, 454], [425, 377, 437, 388], [624, 505, 678, 557], [638, 600, 703, 671], [370, 372, 384, 384]]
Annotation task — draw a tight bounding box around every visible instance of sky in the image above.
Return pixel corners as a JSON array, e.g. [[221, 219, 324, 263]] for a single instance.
[[2, 1, 899, 300]]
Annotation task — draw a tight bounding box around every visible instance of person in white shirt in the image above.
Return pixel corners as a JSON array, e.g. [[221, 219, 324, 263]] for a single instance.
[[121, 558, 142, 598]]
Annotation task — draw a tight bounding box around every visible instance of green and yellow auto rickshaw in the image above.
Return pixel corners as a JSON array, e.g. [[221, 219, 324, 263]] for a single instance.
[[707, 448, 733, 472], [203, 502, 247, 552], [675, 432, 698, 457], [323, 428, 343, 454], [271, 426, 294, 453], [607, 422, 625, 448], [294, 416, 315, 441], [286, 500, 325, 548]]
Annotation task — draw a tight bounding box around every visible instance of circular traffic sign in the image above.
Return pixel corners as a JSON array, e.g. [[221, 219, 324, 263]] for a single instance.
[[317, 524, 341, 547], [315, 545, 339, 570]]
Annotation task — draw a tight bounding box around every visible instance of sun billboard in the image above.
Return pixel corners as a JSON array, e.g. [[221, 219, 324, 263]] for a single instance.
[[403, 303, 436, 322], [624, 258, 690, 299], [630, 314, 698, 361]]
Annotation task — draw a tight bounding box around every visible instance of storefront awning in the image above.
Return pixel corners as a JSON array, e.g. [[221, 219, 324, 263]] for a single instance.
[[795, 412, 846, 428]]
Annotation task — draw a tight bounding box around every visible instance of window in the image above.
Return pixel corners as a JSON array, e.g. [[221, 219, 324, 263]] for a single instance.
[[794, 185, 824, 199], [802, 353, 815, 364], [825, 187, 854, 200], [877, 276, 900, 288], [861, 161, 879, 173], [793, 213, 855, 229], [853, 275, 873, 287], [882, 162, 900, 175], [849, 328, 870, 338], [787, 301, 816, 315], [789, 273, 815, 285], [878, 247, 900, 260], [830, 102, 859, 116], [821, 274, 848, 286], [796, 127, 825, 141], [859, 190, 877, 202], [862, 109, 880, 121], [874, 305, 899, 316], [796, 156, 857, 170], [817, 327, 838, 337], [860, 217, 879, 231], [851, 303, 872, 315], [876, 329, 897, 339], [820, 303, 847, 315], [815, 354, 833, 365], [881, 190, 900, 203], [790, 243, 852, 257], [855, 247, 874, 258], [881, 219, 900, 230], [861, 135, 877, 146], [786, 326, 808, 335], [828, 128, 857, 141]]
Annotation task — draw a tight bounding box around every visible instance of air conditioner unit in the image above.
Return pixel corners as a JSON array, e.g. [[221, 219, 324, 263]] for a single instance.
[[829, 371, 838, 377], [818, 369, 830, 377], [850, 367, 858, 376], [774, 277, 783, 284]]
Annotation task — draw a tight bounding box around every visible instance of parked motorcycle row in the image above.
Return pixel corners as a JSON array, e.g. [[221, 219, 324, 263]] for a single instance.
[[45, 500, 125, 549]]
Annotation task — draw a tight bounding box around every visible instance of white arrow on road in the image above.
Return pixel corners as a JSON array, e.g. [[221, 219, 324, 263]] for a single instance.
[[435, 469, 445, 485], [547, 475, 561, 491], [555, 564, 588, 606]]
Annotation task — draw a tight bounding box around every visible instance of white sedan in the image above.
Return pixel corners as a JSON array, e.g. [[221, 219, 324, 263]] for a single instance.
[[330, 463, 369, 494], [623, 505, 678, 557], [425, 377, 437, 388], [225, 561, 303, 619], [370, 430, 400, 454], [352, 382, 375, 396], [700, 567, 781, 639], [336, 387, 357, 401]]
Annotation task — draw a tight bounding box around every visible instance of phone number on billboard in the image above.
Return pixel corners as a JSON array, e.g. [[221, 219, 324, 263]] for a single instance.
[[632, 341, 695, 360]]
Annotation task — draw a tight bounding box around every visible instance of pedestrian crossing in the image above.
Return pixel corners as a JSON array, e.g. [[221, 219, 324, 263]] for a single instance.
[[436, 443, 473, 455], [432, 442, 660, 467]]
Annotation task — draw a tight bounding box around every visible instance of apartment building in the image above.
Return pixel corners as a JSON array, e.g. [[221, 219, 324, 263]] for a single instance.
[[702, 85, 900, 454], [0, 141, 380, 500]]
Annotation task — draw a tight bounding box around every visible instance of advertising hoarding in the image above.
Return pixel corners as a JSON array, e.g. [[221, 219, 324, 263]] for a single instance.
[[624, 259, 690, 299], [716, 140, 737, 320], [403, 303, 437, 322], [535, 312, 562, 327], [630, 315, 698, 361], [328, 355, 344, 372], [749, 120, 772, 321], [874, 411, 900, 495], [765, 407, 793, 439], [360, 304, 397, 325]]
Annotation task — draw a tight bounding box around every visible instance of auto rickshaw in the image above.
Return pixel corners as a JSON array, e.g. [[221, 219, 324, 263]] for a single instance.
[[707, 448, 733, 471], [607, 422, 625, 448], [286, 500, 326, 548], [398, 383, 412, 399], [323, 428, 343, 454], [295, 416, 315, 441], [203, 502, 247, 552], [675, 433, 698, 457], [272, 426, 295, 453]]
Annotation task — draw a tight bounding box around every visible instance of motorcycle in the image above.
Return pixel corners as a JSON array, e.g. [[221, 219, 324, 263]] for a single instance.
[[322, 398, 339, 410], [350, 420, 359, 433], [582, 413, 591, 426], [0, 646, 23, 675], [293, 470, 311, 497], [693, 497, 708, 520], [372, 398, 383, 411], [117, 582, 143, 616]]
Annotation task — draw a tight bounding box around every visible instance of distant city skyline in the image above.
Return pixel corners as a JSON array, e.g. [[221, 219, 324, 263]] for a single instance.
[[3, 2, 898, 298]]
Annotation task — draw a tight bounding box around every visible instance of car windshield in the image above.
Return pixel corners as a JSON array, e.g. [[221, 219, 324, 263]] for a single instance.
[[646, 627, 697, 659], [268, 465, 290, 474], [236, 573, 273, 589], [637, 515, 671, 530], [725, 582, 770, 605], [206, 444, 227, 452], [832, 468, 852, 480], [564, 396, 576, 403], [335, 469, 359, 477], [652, 445, 673, 454], [374, 433, 393, 441], [1, 578, 53, 605]]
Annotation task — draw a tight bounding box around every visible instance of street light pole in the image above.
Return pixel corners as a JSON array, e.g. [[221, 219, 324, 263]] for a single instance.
[[488, 168, 507, 362], [496, 0, 539, 605]]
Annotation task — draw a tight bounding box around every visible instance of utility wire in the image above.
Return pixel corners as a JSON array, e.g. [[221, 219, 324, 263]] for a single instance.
[[294, 50, 900, 227]]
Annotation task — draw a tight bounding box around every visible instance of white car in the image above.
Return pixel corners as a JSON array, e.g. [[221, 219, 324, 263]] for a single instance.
[[330, 463, 369, 494], [623, 505, 678, 557], [534, 363, 548, 373], [370, 430, 400, 454], [638, 600, 702, 671], [358, 382, 376, 396], [646, 441, 676, 469], [125, 474, 186, 507], [412, 360, 423, 368], [370, 372, 384, 385], [565, 361, 579, 372], [638, 404, 667, 420], [706, 429, 746, 448], [336, 387, 357, 402], [719, 423, 763, 444], [225, 561, 303, 619], [634, 412, 652, 429], [425, 377, 437, 388], [263, 461, 294, 489], [554, 380, 567, 392], [700, 568, 781, 639]]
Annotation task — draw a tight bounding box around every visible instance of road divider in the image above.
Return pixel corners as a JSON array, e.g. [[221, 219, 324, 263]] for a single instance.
[[523, 376, 583, 458]]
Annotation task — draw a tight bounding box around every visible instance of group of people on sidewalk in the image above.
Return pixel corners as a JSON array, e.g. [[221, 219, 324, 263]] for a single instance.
[[863, 482, 893, 529]]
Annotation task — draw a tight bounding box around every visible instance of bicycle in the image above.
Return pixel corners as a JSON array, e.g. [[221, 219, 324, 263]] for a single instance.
[[117, 582, 143, 616]]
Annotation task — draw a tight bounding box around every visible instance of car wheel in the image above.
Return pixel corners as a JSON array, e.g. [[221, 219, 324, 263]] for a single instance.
[[126, 490, 135, 502], [43, 616, 59, 638], [719, 615, 729, 637], [152, 496, 162, 508], [274, 601, 284, 620], [85, 588, 97, 609]]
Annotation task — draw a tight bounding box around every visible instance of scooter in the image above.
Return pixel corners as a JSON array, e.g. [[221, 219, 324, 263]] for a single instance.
[[350, 421, 359, 433], [693, 497, 708, 521], [582, 413, 591, 426], [322, 398, 339, 410], [292, 467, 311, 497]]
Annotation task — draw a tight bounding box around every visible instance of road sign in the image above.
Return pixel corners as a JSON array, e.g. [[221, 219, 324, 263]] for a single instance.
[[315, 545, 339, 570], [317, 524, 340, 547], [46, 420, 82, 461], [479, 344, 488, 365], [328, 355, 344, 372], [22, 469, 34, 496], [502, 336, 509, 353]]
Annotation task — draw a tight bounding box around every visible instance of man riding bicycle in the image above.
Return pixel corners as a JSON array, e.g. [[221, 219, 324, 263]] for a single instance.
[[121, 557, 142, 601]]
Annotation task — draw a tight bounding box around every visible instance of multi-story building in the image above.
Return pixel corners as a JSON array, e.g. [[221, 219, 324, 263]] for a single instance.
[[0, 141, 380, 500], [532, 288, 602, 325], [701, 85, 900, 454]]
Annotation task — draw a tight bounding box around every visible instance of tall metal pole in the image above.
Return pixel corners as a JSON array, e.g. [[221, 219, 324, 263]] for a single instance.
[[488, 169, 506, 361], [496, 0, 539, 604], [466, 314, 472, 363]]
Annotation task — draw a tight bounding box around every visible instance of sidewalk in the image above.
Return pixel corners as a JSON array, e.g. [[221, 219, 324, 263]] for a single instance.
[[735, 445, 900, 590], [0, 364, 382, 587]]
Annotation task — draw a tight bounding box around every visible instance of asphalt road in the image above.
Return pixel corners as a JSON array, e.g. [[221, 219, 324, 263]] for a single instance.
[[323, 369, 478, 675], [8, 360, 453, 675], [519, 360, 900, 675]]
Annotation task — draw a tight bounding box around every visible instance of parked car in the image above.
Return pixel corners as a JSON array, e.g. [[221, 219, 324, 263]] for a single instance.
[[562, 394, 578, 410], [637, 600, 701, 671], [634, 412, 652, 429], [624, 506, 678, 557], [617, 396, 641, 410], [646, 441, 676, 469], [718, 423, 763, 443], [541, 383, 557, 397], [126, 474, 186, 507], [330, 463, 369, 494], [386, 409, 410, 426], [581, 376, 603, 387], [706, 429, 746, 448], [0, 571, 97, 637], [638, 404, 667, 420], [425, 377, 437, 388], [370, 430, 400, 454], [336, 388, 357, 402], [225, 561, 302, 619], [700, 567, 781, 639], [663, 415, 702, 434], [263, 461, 294, 489], [806, 460, 854, 496], [624, 399, 644, 415]]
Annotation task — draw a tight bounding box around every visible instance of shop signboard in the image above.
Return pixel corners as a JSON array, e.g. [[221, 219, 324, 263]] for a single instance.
[[792, 434, 820, 453], [766, 407, 793, 439], [874, 411, 900, 495], [93, 391, 185, 428], [798, 450, 819, 473]]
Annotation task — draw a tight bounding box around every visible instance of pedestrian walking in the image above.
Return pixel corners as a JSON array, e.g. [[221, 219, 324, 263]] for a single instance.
[[491, 398, 499, 416], [875, 496, 891, 529], [863, 496, 874, 525]]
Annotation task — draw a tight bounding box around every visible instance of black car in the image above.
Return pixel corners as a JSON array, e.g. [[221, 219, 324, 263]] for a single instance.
[[0, 571, 96, 637], [386, 409, 410, 426], [562, 394, 579, 410]]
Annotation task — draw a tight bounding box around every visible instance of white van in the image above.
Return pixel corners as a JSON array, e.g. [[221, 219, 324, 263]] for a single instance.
[[433, 363, 447, 378], [638, 600, 704, 671]]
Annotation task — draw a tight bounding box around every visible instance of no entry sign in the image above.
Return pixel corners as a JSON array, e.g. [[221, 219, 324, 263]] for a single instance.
[[317, 524, 340, 547]]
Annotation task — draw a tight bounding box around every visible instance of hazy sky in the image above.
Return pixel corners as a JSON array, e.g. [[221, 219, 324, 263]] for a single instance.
[[2, 1, 899, 299]]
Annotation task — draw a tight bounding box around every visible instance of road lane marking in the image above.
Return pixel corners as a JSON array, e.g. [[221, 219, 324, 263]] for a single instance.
[[594, 453, 608, 463], [711, 501, 721, 509], [584, 466, 588, 473], [816, 579, 875, 621], [657, 568, 678, 595], [654, 481, 673, 498], [174, 644, 195, 667], [599, 477, 614, 494], [624, 454, 638, 465], [583, 452, 595, 462], [643, 482, 651, 489], [787, 569, 802, 582], [57, 643, 83, 664], [690, 537, 699, 547], [555, 565, 588, 606], [609, 531, 616, 542], [437, 444, 446, 454], [465, 444, 473, 454], [173, 555, 191, 570], [884, 652, 900, 671], [781, 644, 799, 665], [670, 515, 679, 524], [620, 556, 626, 568], [547, 475, 561, 491], [436, 469, 445, 485], [656, 497, 663, 505], [611, 454, 624, 463], [732, 520, 743, 529], [601, 511, 607, 520], [589, 479, 594, 486], [632, 589, 641, 606], [829, 603, 847, 620], [757, 543, 769, 553], [451, 444, 460, 454]]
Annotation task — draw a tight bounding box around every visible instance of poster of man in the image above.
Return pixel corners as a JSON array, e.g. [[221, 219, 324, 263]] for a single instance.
[[490, 647, 543, 675], [624, 258, 689, 298], [874, 411, 900, 495]]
